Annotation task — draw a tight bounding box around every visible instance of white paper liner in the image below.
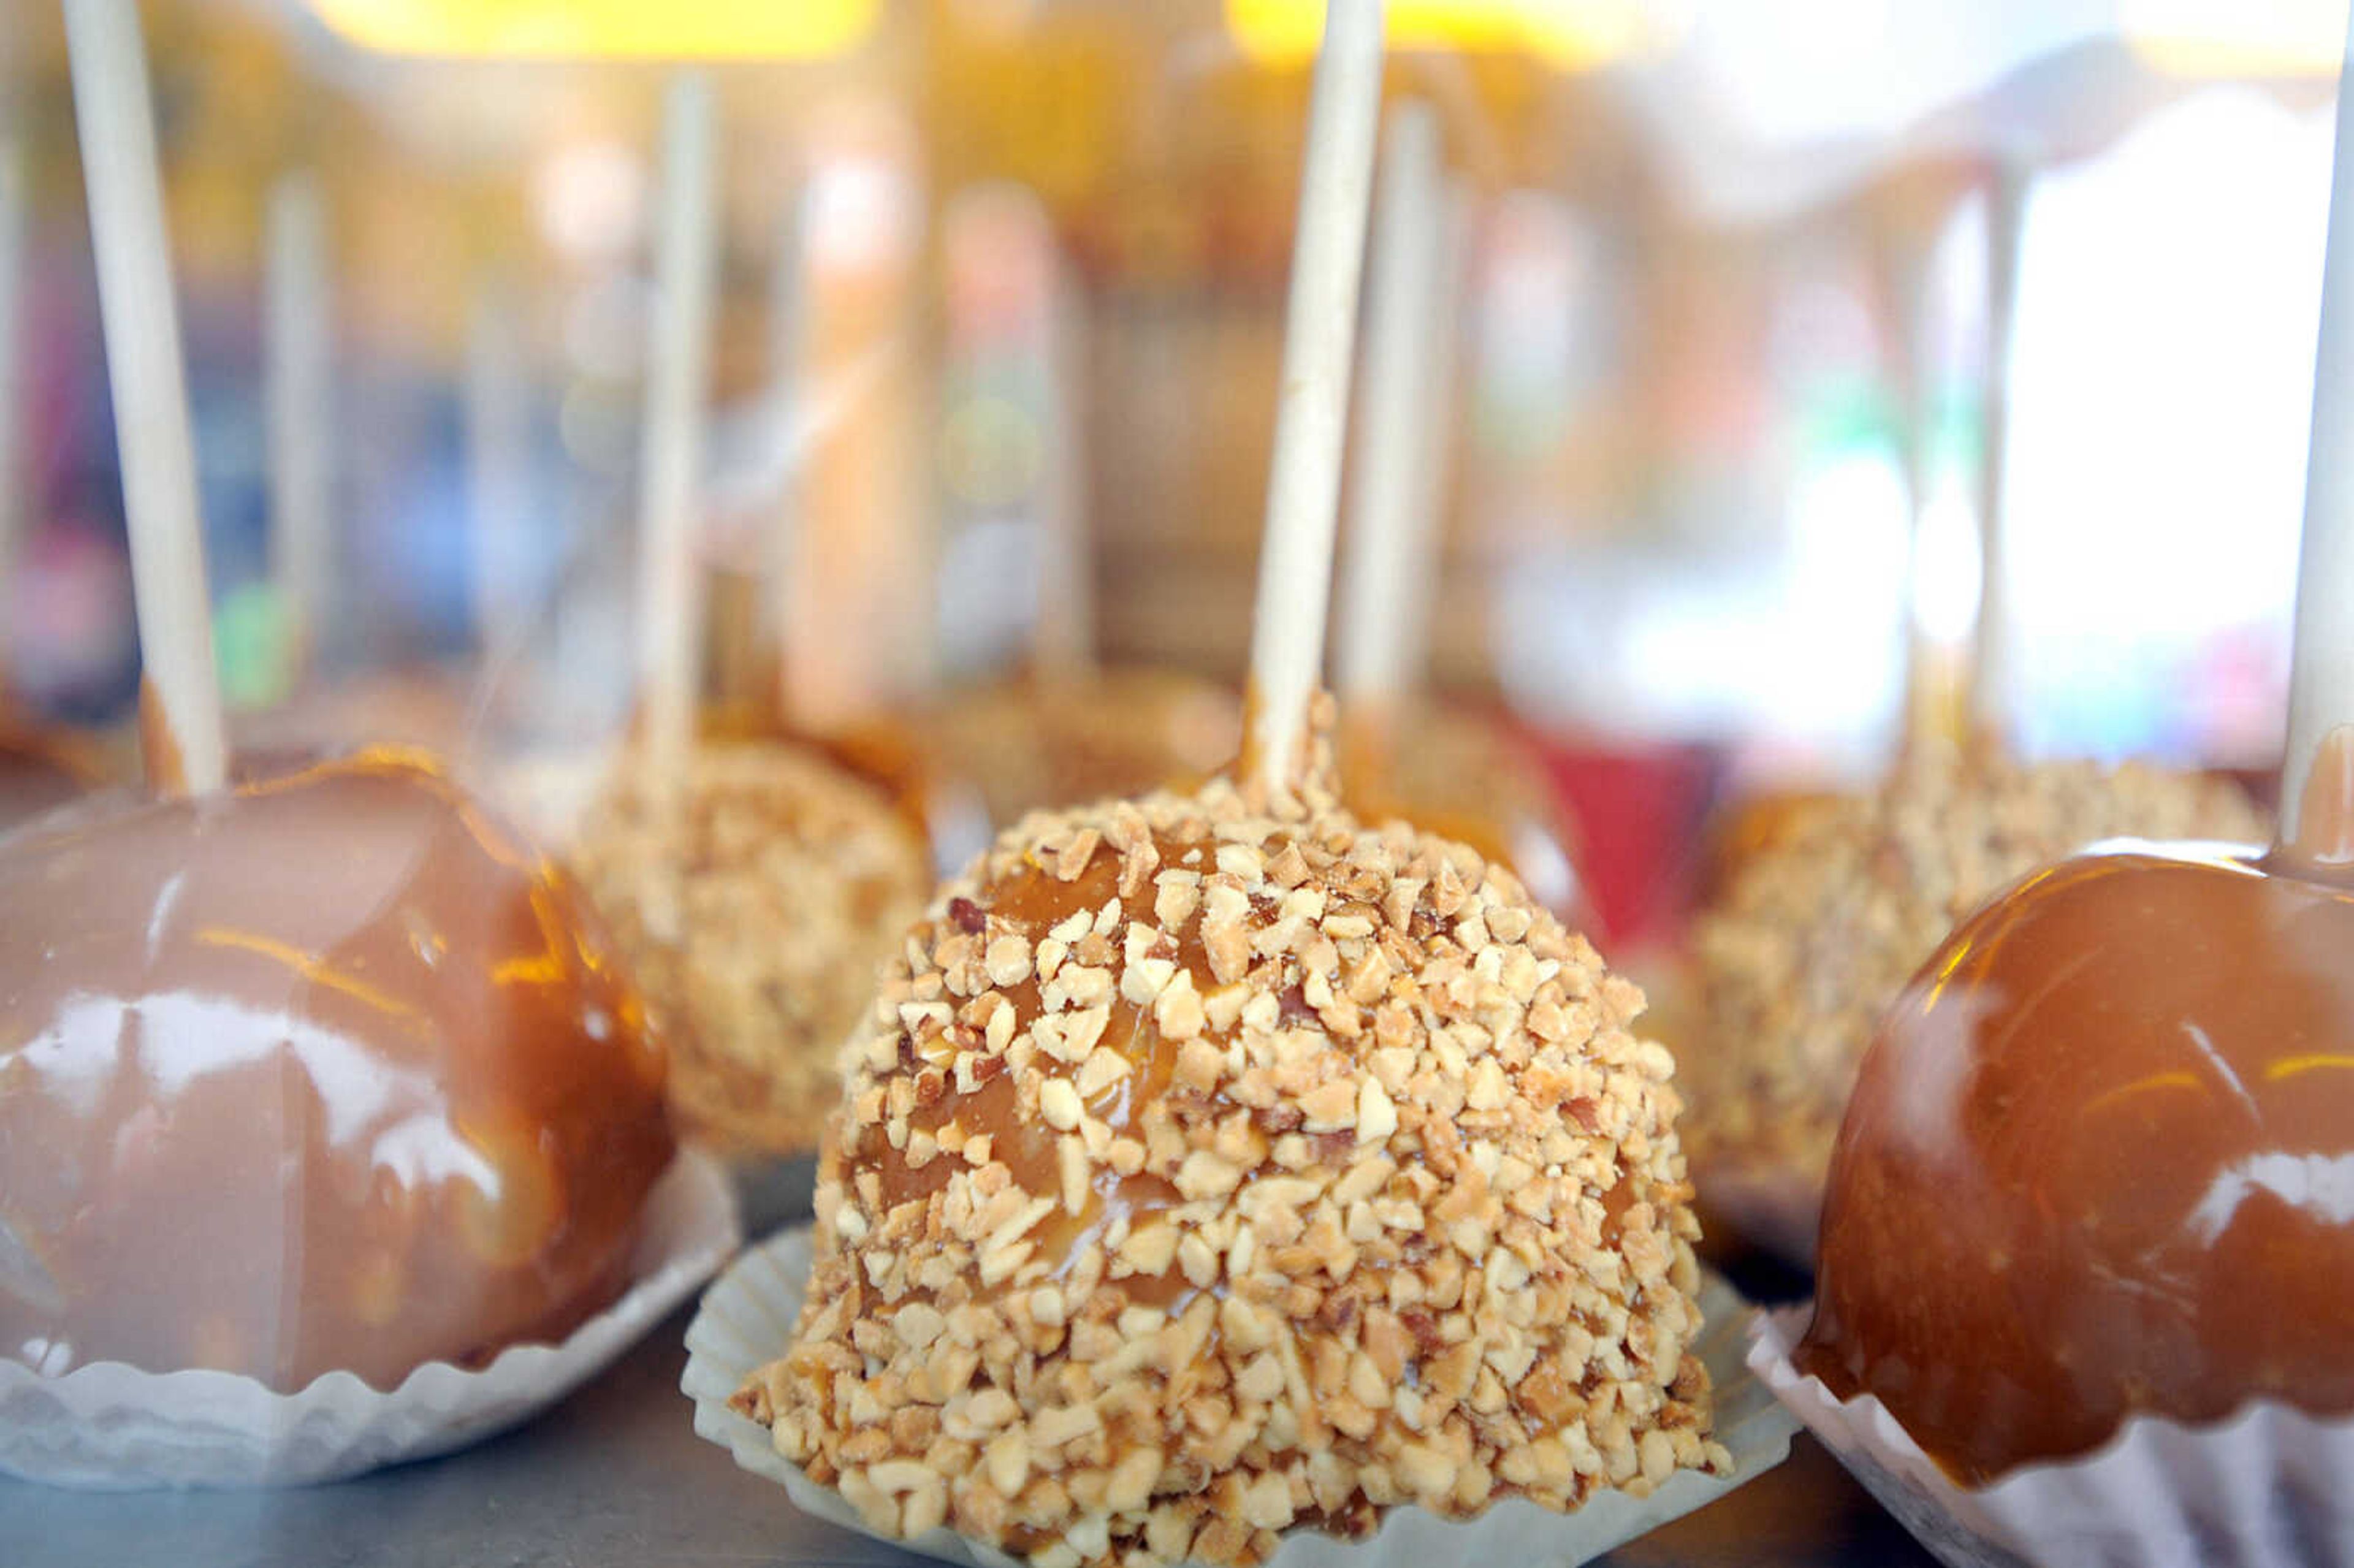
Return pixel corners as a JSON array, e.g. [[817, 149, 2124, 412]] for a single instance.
[[1749, 1305, 2354, 1568], [0, 1147, 741, 1490], [684, 1225, 1800, 1568]]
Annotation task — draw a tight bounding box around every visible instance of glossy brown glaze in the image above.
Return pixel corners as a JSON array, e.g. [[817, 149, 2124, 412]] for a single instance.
[[1800, 843, 2354, 1483], [0, 748, 674, 1391]]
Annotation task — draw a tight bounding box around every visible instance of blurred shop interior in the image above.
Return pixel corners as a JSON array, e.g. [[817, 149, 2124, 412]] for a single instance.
[[0, 0, 2343, 950]]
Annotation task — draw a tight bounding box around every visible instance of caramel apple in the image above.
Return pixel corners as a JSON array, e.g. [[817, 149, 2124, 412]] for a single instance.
[[730, 748, 1727, 1567], [0, 748, 674, 1391]]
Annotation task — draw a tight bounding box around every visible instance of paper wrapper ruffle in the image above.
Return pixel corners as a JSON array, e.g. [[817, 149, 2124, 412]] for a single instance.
[[0, 1147, 740, 1489], [683, 1224, 1799, 1568], [1750, 1304, 2354, 1568]]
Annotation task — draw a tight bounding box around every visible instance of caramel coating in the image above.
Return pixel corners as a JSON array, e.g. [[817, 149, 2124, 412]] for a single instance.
[[1800, 845, 2354, 1483], [926, 669, 1241, 828], [1685, 746, 2263, 1227], [566, 739, 931, 1155], [734, 764, 1726, 1568], [0, 750, 674, 1391]]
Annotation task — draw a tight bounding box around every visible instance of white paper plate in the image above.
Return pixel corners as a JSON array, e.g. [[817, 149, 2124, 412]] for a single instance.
[[0, 1147, 741, 1490], [684, 1225, 1800, 1568], [1750, 1304, 2354, 1568]]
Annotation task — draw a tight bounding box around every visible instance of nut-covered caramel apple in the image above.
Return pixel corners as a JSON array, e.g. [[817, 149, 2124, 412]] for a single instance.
[[565, 739, 931, 1155], [0, 748, 674, 1391], [1798, 746, 2354, 1480], [1684, 743, 2263, 1239], [731, 759, 1727, 1568]]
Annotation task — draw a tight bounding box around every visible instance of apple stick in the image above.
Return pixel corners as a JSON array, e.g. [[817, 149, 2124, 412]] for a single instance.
[[465, 270, 532, 664], [1336, 100, 1457, 713], [1970, 160, 2026, 748], [2277, 7, 2354, 868], [265, 169, 330, 686], [1245, 0, 1385, 802], [636, 70, 720, 789], [1035, 227, 1093, 678], [762, 189, 805, 664], [0, 136, 26, 661], [64, 0, 224, 794]]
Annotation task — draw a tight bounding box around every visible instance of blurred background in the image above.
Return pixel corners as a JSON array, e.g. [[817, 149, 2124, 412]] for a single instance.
[[0, 0, 2344, 948]]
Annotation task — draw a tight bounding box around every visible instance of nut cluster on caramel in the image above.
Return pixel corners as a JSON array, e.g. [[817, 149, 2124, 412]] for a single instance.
[[568, 739, 932, 1154], [1685, 744, 2261, 1211], [734, 767, 1725, 1568]]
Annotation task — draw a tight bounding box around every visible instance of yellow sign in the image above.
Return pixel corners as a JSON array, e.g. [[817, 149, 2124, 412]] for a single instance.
[[308, 0, 882, 58], [2124, 0, 2348, 75], [1225, 0, 1671, 70]]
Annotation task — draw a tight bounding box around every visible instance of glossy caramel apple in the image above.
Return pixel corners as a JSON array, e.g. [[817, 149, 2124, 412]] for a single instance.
[[0, 748, 674, 1391], [1799, 839, 2354, 1483]]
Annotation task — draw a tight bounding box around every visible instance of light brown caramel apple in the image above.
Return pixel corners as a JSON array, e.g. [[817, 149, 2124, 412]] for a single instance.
[[0, 748, 674, 1391], [1800, 835, 2354, 1483]]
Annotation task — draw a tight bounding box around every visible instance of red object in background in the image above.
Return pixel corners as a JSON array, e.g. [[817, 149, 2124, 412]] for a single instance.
[[1521, 727, 1722, 955]]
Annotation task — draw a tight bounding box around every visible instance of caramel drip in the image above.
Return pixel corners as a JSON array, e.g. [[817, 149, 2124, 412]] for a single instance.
[[135, 675, 188, 796], [1800, 845, 2354, 1483], [866, 843, 1202, 1311], [2272, 723, 2354, 881], [0, 750, 674, 1391]]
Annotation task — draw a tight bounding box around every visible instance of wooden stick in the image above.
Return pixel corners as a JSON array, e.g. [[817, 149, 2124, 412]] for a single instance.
[[1035, 216, 1094, 679], [1337, 101, 1447, 712], [1246, 0, 1385, 801], [64, 0, 224, 794], [0, 135, 26, 667], [265, 169, 331, 688], [465, 269, 532, 663], [1969, 160, 2027, 750], [763, 187, 805, 677], [2277, 7, 2354, 865], [636, 70, 720, 786]]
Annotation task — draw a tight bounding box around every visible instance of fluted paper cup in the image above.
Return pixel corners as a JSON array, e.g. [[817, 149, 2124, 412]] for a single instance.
[[0, 1147, 740, 1489], [684, 1224, 1799, 1568], [1750, 1304, 2354, 1568]]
